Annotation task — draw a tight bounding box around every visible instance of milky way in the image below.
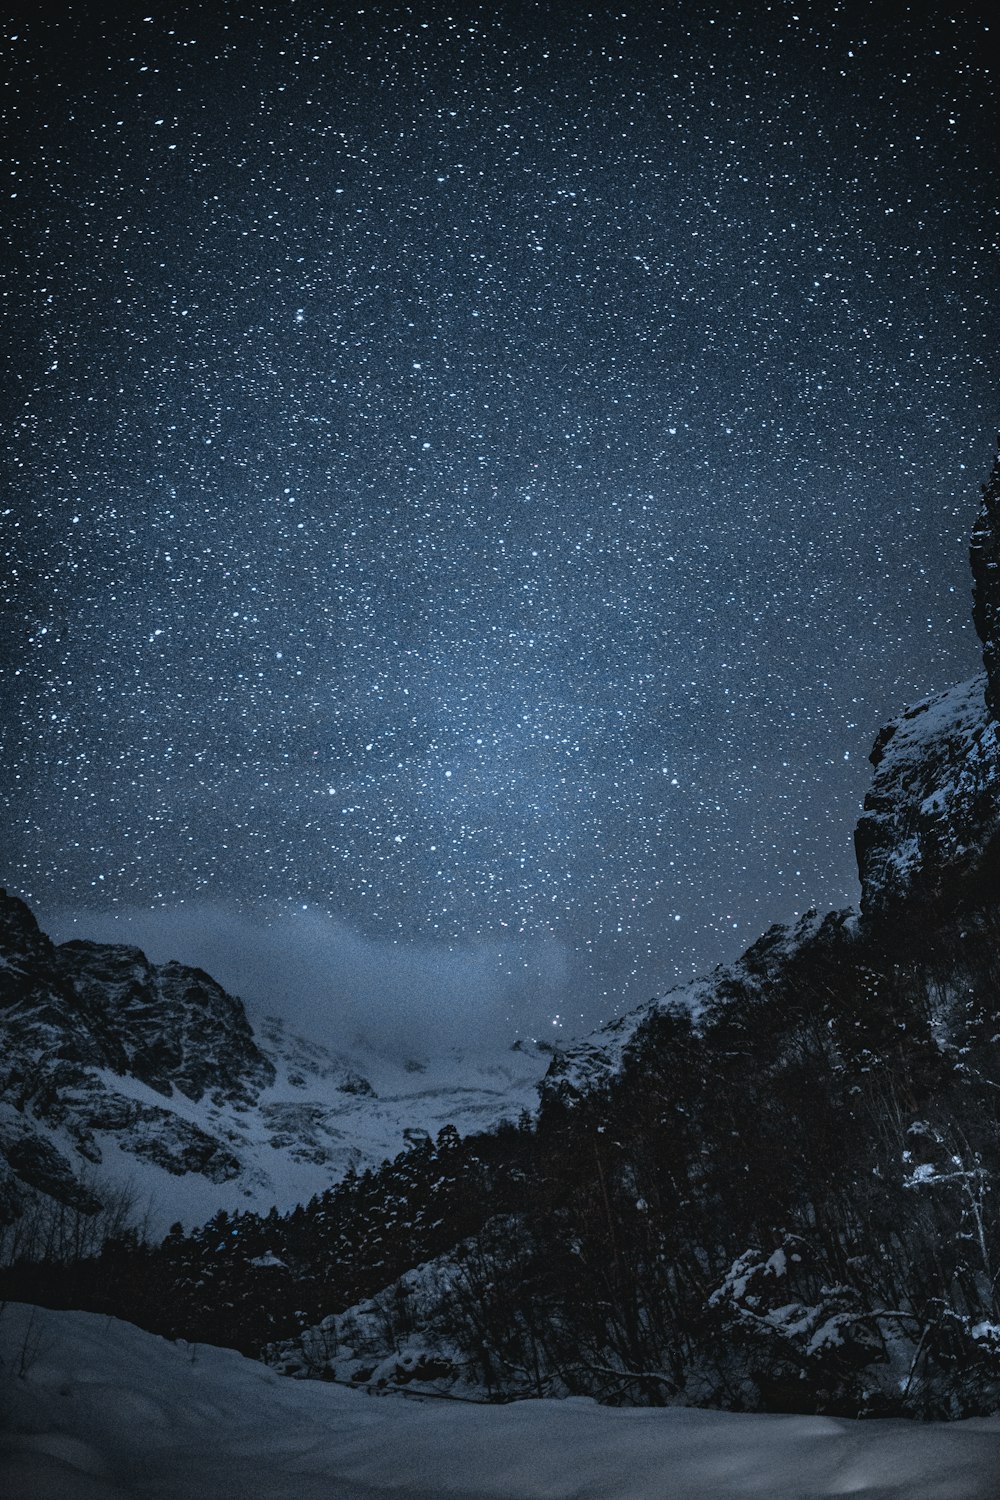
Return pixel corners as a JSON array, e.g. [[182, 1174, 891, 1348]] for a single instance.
[[2, 3, 996, 1036]]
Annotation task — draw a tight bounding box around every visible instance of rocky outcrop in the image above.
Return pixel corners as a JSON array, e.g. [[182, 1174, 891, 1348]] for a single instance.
[[848, 456, 1000, 928], [0, 890, 273, 1224], [853, 677, 1000, 927], [55, 940, 274, 1105], [0, 1108, 102, 1217], [0, 894, 274, 1102]]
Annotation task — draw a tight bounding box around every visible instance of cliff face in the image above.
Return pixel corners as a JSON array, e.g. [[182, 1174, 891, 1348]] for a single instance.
[[971, 453, 1000, 719], [0, 891, 275, 1223], [854, 676, 1000, 927], [852, 453, 1000, 928], [0, 893, 274, 1104], [53, 940, 273, 1105]]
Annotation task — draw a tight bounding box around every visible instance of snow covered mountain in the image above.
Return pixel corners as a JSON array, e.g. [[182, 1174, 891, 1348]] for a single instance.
[[0, 892, 548, 1235]]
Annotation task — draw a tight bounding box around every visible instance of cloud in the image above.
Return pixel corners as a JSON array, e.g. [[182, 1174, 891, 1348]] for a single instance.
[[40, 902, 573, 1058]]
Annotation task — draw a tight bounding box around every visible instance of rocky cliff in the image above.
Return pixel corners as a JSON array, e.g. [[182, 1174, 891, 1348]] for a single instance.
[[853, 452, 1000, 928], [971, 451, 1000, 718], [854, 675, 1000, 927], [0, 892, 271, 1226]]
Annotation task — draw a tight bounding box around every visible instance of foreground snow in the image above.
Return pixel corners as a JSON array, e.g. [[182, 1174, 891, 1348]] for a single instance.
[[2, 1306, 999, 1498]]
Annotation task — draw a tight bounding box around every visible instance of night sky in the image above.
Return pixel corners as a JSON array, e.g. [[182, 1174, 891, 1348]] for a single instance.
[[3, 3, 996, 1045]]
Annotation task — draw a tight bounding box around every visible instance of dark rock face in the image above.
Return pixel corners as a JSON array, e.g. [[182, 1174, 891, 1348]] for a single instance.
[[0, 1112, 103, 1218], [261, 1102, 349, 1166], [338, 1072, 375, 1098], [971, 452, 1000, 720], [0, 895, 546, 1235], [853, 677, 1000, 928], [0, 891, 50, 963], [0, 893, 273, 1100], [55, 940, 274, 1104], [851, 455, 1000, 931], [0, 889, 273, 1215]]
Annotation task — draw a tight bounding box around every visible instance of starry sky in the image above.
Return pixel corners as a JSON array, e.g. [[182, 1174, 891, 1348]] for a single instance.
[[2, 2, 997, 1045]]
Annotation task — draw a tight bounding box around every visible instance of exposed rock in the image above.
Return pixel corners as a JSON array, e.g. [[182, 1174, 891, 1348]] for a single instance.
[[120, 1112, 243, 1182], [54, 941, 275, 1103], [0, 1109, 102, 1216], [853, 676, 1000, 927], [261, 1102, 353, 1168], [0, 891, 51, 964], [0, 890, 270, 1216], [337, 1072, 375, 1098]]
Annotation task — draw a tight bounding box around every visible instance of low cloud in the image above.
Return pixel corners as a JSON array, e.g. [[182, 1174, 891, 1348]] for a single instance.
[[41, 903, 573, 1059]]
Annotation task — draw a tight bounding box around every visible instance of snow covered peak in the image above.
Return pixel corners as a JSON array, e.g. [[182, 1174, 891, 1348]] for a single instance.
[[54, 937, 275, 1105]]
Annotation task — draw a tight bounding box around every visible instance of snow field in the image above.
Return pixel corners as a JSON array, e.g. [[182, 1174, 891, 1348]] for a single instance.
[[2, 1304, 999, 1498]]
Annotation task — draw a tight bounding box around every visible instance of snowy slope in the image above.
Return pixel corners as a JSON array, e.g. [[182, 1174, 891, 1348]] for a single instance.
[[540, 909, 842, 1103], [2, 1303, 998, 1499], [48, 1025, 546, 1237]]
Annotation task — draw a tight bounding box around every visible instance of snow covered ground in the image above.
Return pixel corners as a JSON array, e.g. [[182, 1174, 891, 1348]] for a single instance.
[[1, 1305, 998, 1499]]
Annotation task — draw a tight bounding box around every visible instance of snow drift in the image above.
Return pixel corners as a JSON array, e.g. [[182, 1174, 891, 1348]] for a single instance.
[[2, 1303, 999, 1499]]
